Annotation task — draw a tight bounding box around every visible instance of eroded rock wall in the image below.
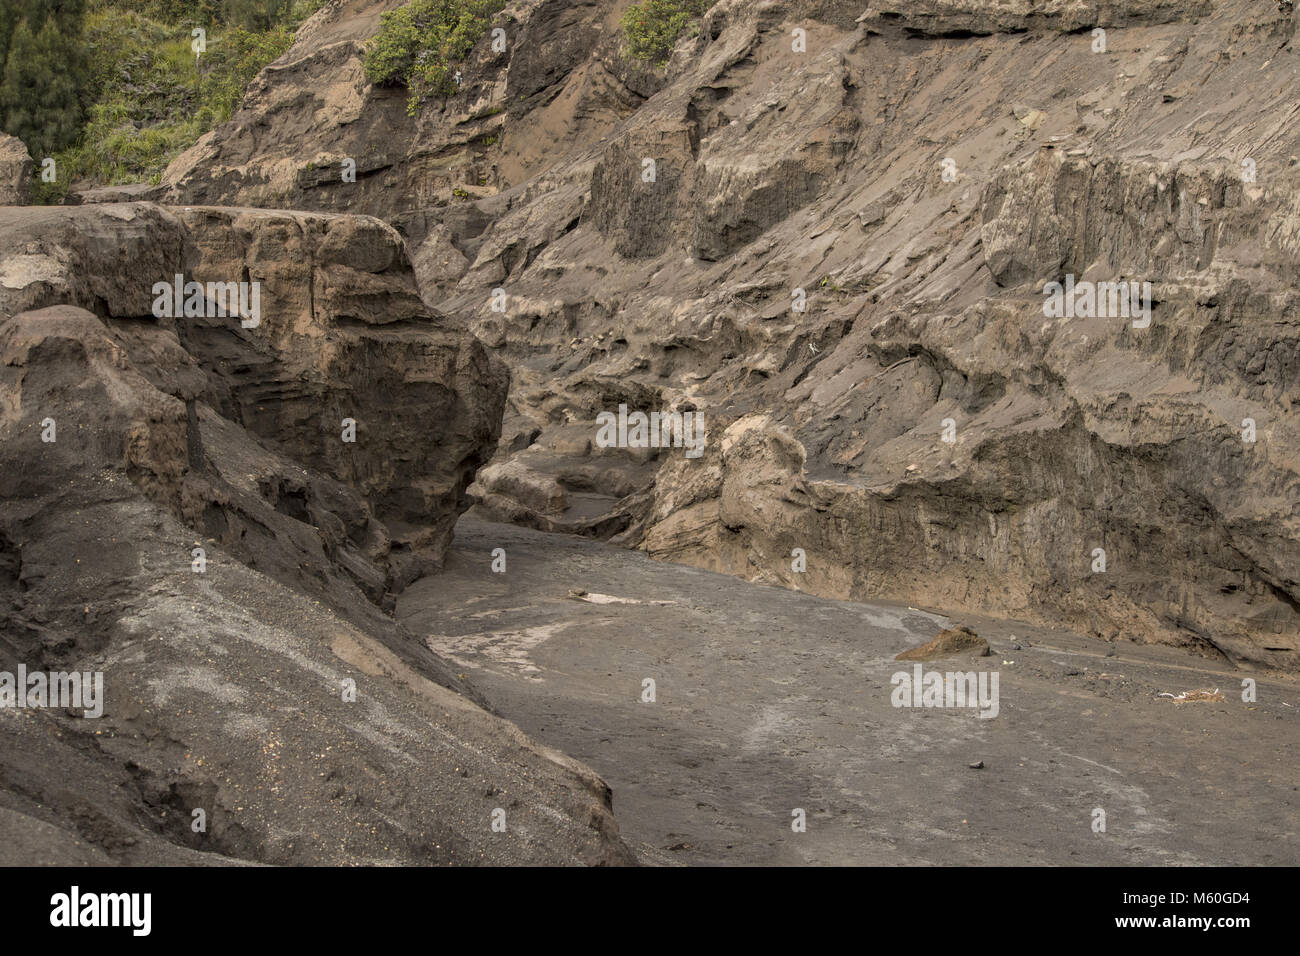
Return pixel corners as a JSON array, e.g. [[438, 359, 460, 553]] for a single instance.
[[159, 0, 1300, 670], [0, 203, 634, 865]]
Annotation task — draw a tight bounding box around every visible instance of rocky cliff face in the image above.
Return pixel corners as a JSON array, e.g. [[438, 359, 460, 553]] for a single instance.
[[0, 202, 507, 592], [0, 202, 634, 864], [161, 0, 1300, 674]]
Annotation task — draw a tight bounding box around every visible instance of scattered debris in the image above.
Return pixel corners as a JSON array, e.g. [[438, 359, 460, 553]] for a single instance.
[[566, 589, 672, 606], [969, 760, 985, 769], [1157, 688, 1226, 703]]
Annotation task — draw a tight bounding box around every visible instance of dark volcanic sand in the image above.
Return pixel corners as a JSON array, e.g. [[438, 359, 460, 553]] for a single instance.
[[399, 516, 1300, 866]]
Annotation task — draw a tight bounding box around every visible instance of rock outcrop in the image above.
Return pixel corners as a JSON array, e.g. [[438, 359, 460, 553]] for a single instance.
[[0, 203, 634, 865], [160, 0, 1300, 674], [0, 203, 508, 587], [0, 134, 32, 205]]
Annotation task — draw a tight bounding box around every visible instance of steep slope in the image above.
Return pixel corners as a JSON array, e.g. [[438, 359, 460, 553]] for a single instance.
[[0, 203, 633, 865], [161, 0, 1300, 671]]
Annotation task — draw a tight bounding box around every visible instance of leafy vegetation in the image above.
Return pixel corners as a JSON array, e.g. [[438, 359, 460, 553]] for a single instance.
[[362, 0, 506, 115], [0, 0, 325, 202], [620, 0, 709, 68], [0, 1, 89, 160]]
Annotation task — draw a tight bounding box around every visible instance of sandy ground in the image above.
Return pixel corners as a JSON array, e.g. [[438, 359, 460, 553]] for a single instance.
[[399, 516, 1300, 866]]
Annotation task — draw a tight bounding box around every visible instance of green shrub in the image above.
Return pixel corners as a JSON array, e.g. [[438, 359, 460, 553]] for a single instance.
[[221, 0, 293, 32], [201, 25, 296, 125], [620, 0, 709, 68], [363, 0, 506, 115]]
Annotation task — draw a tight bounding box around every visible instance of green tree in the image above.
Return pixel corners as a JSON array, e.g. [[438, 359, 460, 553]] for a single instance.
[[0, 1, 55, 68], [0, 6, 18, 72], [2, 0, 86, 44], [0, 16, 87, 157]]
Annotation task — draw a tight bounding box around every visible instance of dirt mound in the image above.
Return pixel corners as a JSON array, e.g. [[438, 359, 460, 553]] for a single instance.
[[896, 626, 991, 661]]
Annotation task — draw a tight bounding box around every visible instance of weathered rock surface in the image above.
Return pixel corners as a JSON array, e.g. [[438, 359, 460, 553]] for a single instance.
[[0, 203, 508, 584], [857, 0, 1207, 36], [163, 0, 1300, 673], [0, 134, 32, 205], [0, 204, 633, 865]]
